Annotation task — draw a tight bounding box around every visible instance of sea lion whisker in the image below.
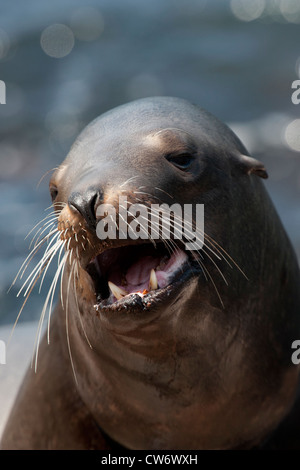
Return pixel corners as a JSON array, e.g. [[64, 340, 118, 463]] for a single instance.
[[178, 221, 232, 266], [154, 187, 174, 199], [134, 186, 174, 201], [36, 167, 60, 189], [133, 191, 162, 202], [117, 211, 136, 241], [164, 217, 229, 284], [60, 245, 72, 310], [196, 258, 208, 282], [9, 237, 62, 339], [179, 212, 242, 271], [66, 236, 72, 252], [170, 224, 226, 306], [86, 236, 94, 248], [20, 234, 62, 299], [151, 211, 232, 284], [134, 207, 177, 256], [152, 208, 228, 267], [45, 201, 66, 210], [115, 214, 127, 239], [31, 216, 61, 250], [198, 247, 228, 286], [19, 227, 59, 277], [29, 219, 57, 250], [8, 229, 57, 292], [57, 235, 68, 268], [147, 205, 189, 255], [65, 258, 79, 385], [33, 249, 69, 371], [153, 126, 194, 139], [38, 236, 65, 294], [203, 237, 231, 265], [16, 233, 61, 297], [47, 244, 69, 342], [204, 233, 248, 280], [25, 211, 59, 242], [199, 261, 225, 309], [8, 270, 44, 346], [119, 176, 139, 188], [169, 215, 222, 262], [18, 233, 62, 297], [128, 199, 179, 254], [21, 241, 61, 299], [148, 206, 228, 285], [166, 218, 231, 286], [110, 213, 118, 231], [118, 203, 157, 249], [78, 222, 88, 234], [142, 213, 178, 255], [183, 221, 246, 279], [74, 260, 92, 349]]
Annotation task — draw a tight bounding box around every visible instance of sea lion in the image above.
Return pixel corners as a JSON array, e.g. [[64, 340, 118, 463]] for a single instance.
[[1, 96, 300, 450]]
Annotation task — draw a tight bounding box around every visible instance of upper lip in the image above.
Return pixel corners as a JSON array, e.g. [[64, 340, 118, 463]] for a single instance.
[[84, 238, 201, 312]]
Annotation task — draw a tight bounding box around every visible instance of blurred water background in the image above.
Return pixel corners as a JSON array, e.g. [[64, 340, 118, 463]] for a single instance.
[[0, 0, 300, 325]]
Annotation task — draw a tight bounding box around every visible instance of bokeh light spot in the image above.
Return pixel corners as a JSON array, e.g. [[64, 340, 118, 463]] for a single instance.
[[284, 119, 300, 152], [40, 24, 75, 58], [230, 0, 265, 21], [280, 0, 300, 23]]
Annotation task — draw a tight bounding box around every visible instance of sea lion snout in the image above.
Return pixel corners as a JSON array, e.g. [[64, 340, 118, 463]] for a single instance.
[[68, 187, 103, 230]]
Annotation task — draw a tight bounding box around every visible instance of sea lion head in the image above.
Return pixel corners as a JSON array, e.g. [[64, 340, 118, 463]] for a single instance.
[[29, 97, 300, 448]]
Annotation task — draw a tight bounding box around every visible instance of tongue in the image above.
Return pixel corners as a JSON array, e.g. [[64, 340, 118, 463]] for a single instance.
[[125, 250, 189, 293], [125, 255, 160, 292], [107, 248, 189, 300]]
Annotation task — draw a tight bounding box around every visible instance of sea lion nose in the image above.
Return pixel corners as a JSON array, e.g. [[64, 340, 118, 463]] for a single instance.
[[68, 188, 103, 230]]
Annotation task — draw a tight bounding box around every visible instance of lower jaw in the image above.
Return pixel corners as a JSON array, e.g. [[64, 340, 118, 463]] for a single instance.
[[94, 264, 201, 314]]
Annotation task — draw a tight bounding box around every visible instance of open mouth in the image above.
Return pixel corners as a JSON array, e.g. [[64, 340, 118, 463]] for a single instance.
[[85, 241, 201, 312]]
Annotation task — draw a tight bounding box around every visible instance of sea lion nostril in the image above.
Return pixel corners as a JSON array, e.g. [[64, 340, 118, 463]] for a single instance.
[[68, 188, 102, 229]]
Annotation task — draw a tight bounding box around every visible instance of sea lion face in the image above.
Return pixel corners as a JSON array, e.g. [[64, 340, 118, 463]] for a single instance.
[[45, 97, 300, 449]]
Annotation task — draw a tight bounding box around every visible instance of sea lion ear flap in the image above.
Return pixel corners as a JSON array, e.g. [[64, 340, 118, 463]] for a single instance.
[[236, 154, 268, 179]]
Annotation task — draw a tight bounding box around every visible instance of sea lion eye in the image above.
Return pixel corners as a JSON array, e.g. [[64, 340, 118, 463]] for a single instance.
[[49, 185, 58, 202], [165, 153, 194, 171]]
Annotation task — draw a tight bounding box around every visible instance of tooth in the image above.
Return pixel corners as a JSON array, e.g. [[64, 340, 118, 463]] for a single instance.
[[149, 269, 158, 290], [108, 281, 128, 300]]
